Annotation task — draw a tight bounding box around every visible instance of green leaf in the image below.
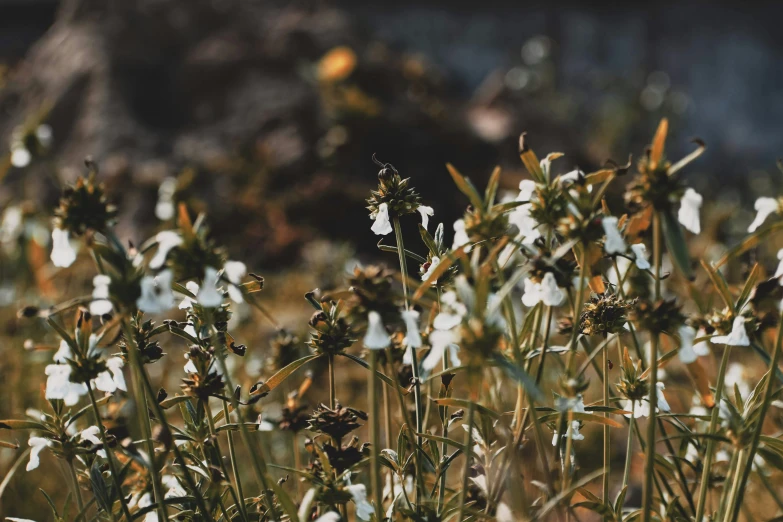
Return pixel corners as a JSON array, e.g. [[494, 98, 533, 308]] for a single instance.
[[430, 398, 500, 420], [661, 207, 694, 281], [90, 460, 112, 514], [446, 163, 484, 209], [418, 224, 439, 255], [250, 354, 322, 397], [378, 240, 428, 264], [484, 166, 501, 208], [735, 263, 760, 313], [0, 419, 49, 431]]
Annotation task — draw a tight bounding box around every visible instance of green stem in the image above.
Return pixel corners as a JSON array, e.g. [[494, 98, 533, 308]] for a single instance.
[[122, 320, 167, 522], [223, 399, 248, 522], [727, 308, 783, 522], [641, 212, 663, 522], [86, 387, 131, 522], [328, 353, 336, 410], [67, 458, 85, 514], [721, 449, 743, 521], [392, 215, 425, 509], [603, 343, 610, 502], [694, 344, 732, 521], [622, 405, 635, 493], [204, 400, 245, 522], [369, 350, 384, 521], [456, 388, 477, 522]]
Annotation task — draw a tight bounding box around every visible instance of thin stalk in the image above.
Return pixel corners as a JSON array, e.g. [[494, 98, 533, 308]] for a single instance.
[[622, 404, 636, 493], [204, 400, 245, 522], [67, 458, 85, 514], [86, 387, 131, 522], [727, 308, 783, 522], [392, 215, 425, 508], [721, 449, 743, 521], [369, 350, 384, 521], [123, 321, 167, 522], [694, 344, 733, 521], [456, 388, 477, 522], [603, 344, 610, 502], [641, 212, 663, 522], [328, 353, 336, 410], [131, 350, 214, 520], [223, 400, 248, 521]]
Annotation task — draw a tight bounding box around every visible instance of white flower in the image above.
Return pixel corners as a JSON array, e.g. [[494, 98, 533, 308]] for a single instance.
[[421, 256, 440, 283], [36, 124, 53, 147], [631, 243, 651, 270], [196, 267, 223, 307], [402, 310, 422, 348], [552, 395, 586, 445], [223, 260, 247, 303], [345, 484, 374, 521], [421, 329, 461, 371], [748, 197, 779, 233], [452, 219, 470, 250], [522, 273, 565, 307], [623, 382, 670, 418], [678, 188, 703, 234], [155, 177, 177, 221], [138, 492, 159, 522], [50, 228, 77, 267], [80, 426, 102, 445], [53, 340, 72, 363], [363, 311, 390, 350], [508, 180, 541, 244], [178, 281, 201, 309], [710, 317, 750, 346], [258, 418, 275, 431], [417, 205, 434, 230], [45, 364, 87, 406], [163, 475, 187, 498], [371, 203, 392, 235], [601, 216, 626, 254], [678, 325, 701, 364], [149, 231, 183, 269], [315, 513, 341, 522], [93, 357, 127, 394], [90, 275, 113, 316], [11, 146, 31, 168], [7, 518, 38, 522], [0, 206, 23, 245], [26, 436, 49, 471], [136, 270, 175, 314], [184, 354, 198, 374]]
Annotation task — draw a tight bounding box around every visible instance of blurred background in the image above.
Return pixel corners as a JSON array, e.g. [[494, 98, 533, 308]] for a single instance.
[[1, 0, 782, 516]]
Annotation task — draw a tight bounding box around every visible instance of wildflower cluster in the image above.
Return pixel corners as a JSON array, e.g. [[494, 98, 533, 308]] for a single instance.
[[5, 117, 783, 522]]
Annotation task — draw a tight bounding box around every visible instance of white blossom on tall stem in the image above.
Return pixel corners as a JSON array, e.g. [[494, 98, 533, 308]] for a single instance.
[[508, 179, 540, 244], [90, 274, 113, 316], [371, 202, 392, 235], [93, 357, 127, 393], [177, 281, 201, 309], [50, 228, 77, 267], [421, 256, 440, 283], [364, 311, 390, 349], [710, 317, 750, 346], [552, 395, 586, 445], [155, 177, 177, 221], [223, 260, 247, 303], [26, 436, 49, 471], [678, 325, 707, 364], [44, 364, 87, 406], [631, 243, 651, 270], [521, 272, 565, 307], [678, 188, 703, 234], [345, 484, 374, 521], [149, 231, 183, 269], [452, 219, 470, 250], [402, 309, 422, 348], [601, 216, 626, 254], [748, 197, 779, 233], [196, 267, 223, 307], [417, 205, 434, 230], [137, 270, 176, 314]]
